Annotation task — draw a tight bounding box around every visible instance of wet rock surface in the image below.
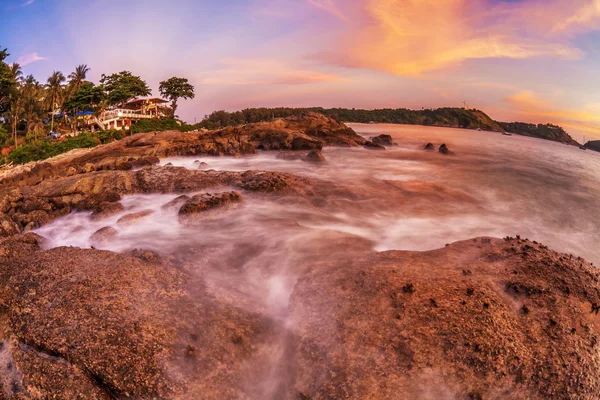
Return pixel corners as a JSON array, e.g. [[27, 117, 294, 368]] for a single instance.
[[371, 134, 394, 146], [287, 237, 600, 399], [179, 192, 243, 222], [0, 234, 599, 398], [364, 141, 386, 150], [304, 150, 326, 163]]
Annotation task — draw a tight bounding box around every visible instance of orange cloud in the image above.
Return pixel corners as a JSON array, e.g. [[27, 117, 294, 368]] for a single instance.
[[506, 91, 600, 139], [311, 0, 597, 76]]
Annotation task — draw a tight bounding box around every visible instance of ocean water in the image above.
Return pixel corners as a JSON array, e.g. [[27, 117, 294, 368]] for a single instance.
[[33, 124, 600, 396]]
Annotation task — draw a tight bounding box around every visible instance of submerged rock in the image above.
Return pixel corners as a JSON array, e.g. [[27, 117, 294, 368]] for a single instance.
[[117, 210, 154, 226], [161, 195, 191, 211], [276, 152, 306, 161], [178, 192, 243, 222], [424, 143, 435, 151], [89, 226, 118, 244], [364, 141, 386, 150], [90, 202, 125, 221], [371, 134, 394, 146], [439, 143, 454, 155], [304, 150, 326, 163]]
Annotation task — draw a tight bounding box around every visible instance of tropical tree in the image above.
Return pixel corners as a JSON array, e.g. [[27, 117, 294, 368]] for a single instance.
[[99, 71, 151, 107], [0, 48, 13, 113], [67, 64, 90, 96], [45, 70, 66, 132], [159, 76, 195, 118], [21, 75, 45, 141], [2, 63, 24, 147]]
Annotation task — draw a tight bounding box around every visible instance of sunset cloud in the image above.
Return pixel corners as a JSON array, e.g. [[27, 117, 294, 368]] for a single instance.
[[312, 0, 595, 76], [506, 91, 600, 139], [15, 52, 47, 66]]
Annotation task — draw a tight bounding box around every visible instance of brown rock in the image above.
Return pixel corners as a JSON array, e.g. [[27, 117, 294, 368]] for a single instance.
[[0, 214, 20, 237], [364, 141, 386, 150], [90, 202, 125, 221], [304, 150, 326, 163], [179, 192, 243, 222], [287, 238, 600, 399], [89, 226, 118, 244], [371, 134, 394, 146], [439, 143, 454, 155], [161, 195, 191, 211], [117, 210, 154, 226], [424, 143, 435, 150]]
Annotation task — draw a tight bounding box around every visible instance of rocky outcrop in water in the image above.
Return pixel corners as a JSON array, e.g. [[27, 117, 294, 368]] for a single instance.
[[0, 113, 364, 188], [1, 234, 599, 398], [364, 141, 386, 150], [0, 165, 311, 234], [179, 192, 243, 223], [371, 134, 394, 146]]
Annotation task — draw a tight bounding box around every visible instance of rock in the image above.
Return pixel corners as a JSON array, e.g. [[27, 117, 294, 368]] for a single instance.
[[0, 214, 20, 237], [90, 202, 125, 221], [117, 210, 154, 226], [364, 141, 386, 150], [89, 226, 118, 244], [13, 210, 51, 229], [439, 143, 454, 155], [424, 143, 435, 150], [178, 192, 243, 222], [0, 236, 270, 398], [303, 150, 326, 163], [287, 237, 600, 399], [371, 134, 394, 146], [161, 195, 191, 211], [197, 162, 209, 170], [164, 162, 173, 167]]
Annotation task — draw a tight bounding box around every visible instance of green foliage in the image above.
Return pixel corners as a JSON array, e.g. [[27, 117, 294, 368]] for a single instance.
[[159, 76, 195, 118], [196, 107, 503, 131], [63, 82, 104, 113], [0, 48, 18, 114], [0, 124, 9, 146], [499, 122, 578, 144], [7, 134, 100, 164], [97, 129, 124, 144], [130, 118, 194, 134], [100, 71, 151, 106]]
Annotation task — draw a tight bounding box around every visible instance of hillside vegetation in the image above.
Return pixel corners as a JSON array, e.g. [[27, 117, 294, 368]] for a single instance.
[[198, 107, 580, 145]]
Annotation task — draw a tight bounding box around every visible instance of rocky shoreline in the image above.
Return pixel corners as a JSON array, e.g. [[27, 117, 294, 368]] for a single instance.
[[1, 115, 600, 399]]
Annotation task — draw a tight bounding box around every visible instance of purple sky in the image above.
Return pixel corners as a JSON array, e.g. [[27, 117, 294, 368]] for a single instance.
[[3, 0, 600, 139]]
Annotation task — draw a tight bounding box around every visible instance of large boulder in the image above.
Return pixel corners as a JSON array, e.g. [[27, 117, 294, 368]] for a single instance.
[[287, 237, 600, 399], [371, 134, 394, 146], [0, 234, 271, 398]]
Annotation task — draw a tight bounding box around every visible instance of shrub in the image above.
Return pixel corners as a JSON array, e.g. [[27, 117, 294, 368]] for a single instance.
[[7, 133, 100, 165], [130, 118, 194, 134]]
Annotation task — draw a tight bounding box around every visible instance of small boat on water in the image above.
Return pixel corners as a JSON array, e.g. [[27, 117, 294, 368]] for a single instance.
[[502, 132, 512, 136]]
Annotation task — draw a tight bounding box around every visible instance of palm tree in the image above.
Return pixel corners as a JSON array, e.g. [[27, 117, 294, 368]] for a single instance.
[[22, 75, 44, 141], [3, 63, 24, 147], [67, 64, 90, 95], [46, 70, 66, 132]]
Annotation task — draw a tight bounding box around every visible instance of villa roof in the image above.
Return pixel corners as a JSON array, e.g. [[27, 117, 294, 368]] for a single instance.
[[126, 97, 169, 105]]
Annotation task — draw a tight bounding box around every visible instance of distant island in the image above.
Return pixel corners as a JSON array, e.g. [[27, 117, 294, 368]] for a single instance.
[[198, 107, 581, 146]]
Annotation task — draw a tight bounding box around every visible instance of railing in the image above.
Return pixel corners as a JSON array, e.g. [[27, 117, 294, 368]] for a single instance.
[[100, 109, 156, 121]]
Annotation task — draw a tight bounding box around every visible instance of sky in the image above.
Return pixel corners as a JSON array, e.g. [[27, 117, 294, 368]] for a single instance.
[[1, 0, 600, 139]]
